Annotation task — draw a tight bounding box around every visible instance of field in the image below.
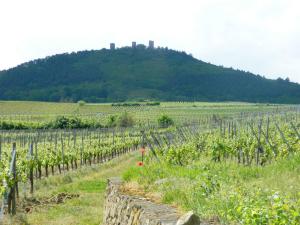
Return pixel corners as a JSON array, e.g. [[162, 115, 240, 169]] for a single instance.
[[0, 101, 299, 224], [0, 101, 295, 126]]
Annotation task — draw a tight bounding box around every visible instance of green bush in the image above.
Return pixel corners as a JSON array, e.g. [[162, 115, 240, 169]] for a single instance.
[[107, 115, 118, 127], [0, 121, 28, 130], [77, 100, 86, 107], [158, 115, 174, 128], [47, 116, 103, 129], [112, 102, 141, 107], [48, 116, 83, 129], [145, 102, 160, 106], [111, 102, 160, 107], [0, 116, 104, 130], [117, 112, 134, 127]]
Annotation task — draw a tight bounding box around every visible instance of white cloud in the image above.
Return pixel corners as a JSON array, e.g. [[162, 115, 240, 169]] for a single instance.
[[0, 0, 299, 83]]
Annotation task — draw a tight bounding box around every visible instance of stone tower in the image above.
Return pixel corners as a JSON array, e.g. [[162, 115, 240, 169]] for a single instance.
[[132, 41, 137, 48], [149, 40, 154, 49], [110, 43, 115, 50]]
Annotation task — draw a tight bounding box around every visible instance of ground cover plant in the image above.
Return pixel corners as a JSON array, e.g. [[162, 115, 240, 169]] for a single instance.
[[123, 113, 300, 224]]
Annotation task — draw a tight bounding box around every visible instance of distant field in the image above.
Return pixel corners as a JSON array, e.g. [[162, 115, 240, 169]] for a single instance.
[[0, 101, 296, 125]]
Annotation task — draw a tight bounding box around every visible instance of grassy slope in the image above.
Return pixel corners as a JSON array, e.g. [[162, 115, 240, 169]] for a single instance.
[[4, 153, 138, 225]]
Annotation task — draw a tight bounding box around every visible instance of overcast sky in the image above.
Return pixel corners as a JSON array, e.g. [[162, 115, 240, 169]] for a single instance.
[[0, 0, 299, 83]]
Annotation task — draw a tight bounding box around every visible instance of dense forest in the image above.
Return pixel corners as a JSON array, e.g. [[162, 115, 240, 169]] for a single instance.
[[0, 45, 299, 103]]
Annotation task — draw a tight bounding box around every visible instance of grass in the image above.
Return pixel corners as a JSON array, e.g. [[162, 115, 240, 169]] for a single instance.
[[123, 153, 300, 224], [4, 152, 139, 225]]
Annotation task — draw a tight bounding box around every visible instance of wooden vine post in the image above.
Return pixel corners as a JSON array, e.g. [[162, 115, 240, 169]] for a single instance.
[[256, 119, 262, 165], [61, 134, 65, 171], [28, 143, 34, 194], [7, 143, 17, 215]]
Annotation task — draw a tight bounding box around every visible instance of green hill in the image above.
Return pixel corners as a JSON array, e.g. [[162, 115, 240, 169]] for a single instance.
[[0, 46, 299, 103]]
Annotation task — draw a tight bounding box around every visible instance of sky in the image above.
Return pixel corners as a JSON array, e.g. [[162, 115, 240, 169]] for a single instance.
[[0, 0, 299, 83]]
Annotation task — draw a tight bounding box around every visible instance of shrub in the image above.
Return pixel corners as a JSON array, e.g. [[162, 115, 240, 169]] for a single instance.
[[112, 102, 141, 107], [117, 112, 134, 127], [77, 100, 86, 107], [107, 115, 118, 127], [111, 102, 160, 107], [158, 115, 174, 128], [145, 102, 160, 106], [49, 116, 88, 129], [0, 116, 104, 130], [0, 121, 28, 130]]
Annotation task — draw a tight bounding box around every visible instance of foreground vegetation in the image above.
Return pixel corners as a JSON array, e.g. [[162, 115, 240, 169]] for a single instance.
[[0, 128, 140, 202], [123, 114, 300, 224], [3, 153, 138, 225], [124, 154, 300, 224], [0, 101, 299, 224]]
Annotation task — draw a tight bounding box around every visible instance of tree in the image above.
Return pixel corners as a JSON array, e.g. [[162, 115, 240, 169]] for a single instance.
[[77, 100, 86, 107], [117, 112, 134, 127], [158, 115, 174, 128]]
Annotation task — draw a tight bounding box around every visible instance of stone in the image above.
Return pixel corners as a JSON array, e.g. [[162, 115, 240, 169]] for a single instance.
[[103, 177, 197, 225], [176, 211, 201, 225]]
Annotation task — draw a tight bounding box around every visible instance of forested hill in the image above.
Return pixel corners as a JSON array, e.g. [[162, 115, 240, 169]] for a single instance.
[[0, 46, 299, 103]]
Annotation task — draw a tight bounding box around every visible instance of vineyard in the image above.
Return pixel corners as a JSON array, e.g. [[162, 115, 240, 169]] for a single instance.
[[0, 122, 214, 221], [0, 102, 299, 224], [124, 111, 300, 225], [0, 101, 296, 129], [0, 128, 143, 219], [146, 113, 300, 166]]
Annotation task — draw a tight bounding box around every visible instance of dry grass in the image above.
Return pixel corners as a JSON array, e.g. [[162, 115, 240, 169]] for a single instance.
[[120, 181, 163, 205]]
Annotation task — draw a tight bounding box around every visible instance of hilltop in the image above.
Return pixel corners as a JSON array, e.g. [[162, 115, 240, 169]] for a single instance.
[[0, 46, 299, 103]]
